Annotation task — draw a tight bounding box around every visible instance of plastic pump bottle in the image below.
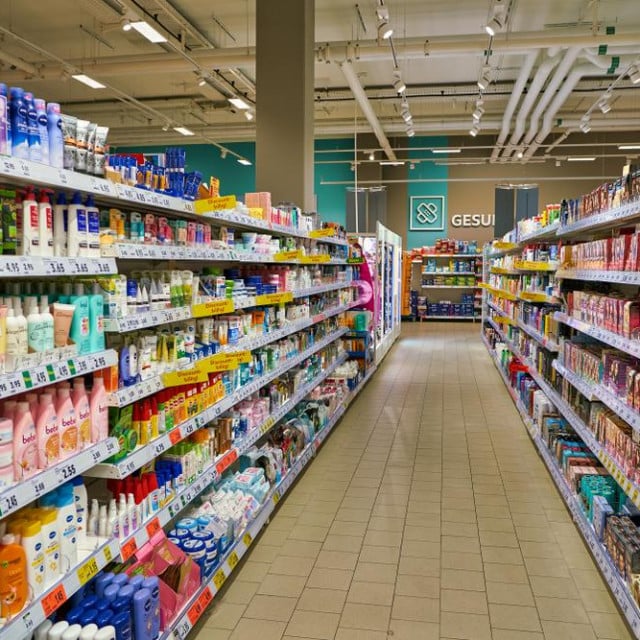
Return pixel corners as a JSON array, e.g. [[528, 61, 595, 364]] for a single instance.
[[90, 377, 108, 441], [67, 192, 87, 258], [12, 297, 28, 355], [53, 192, 68, 257], [72, 379, 91, 449], [40, 296, 54, 351], [56, 483, 78, 572], [38, 190, 54, 257], [0, 533, 28, 617], [27, 297, 42, 353], [36, 393, 59, 469], [57, 387, 78, 459], [47, 103, 63, 169]]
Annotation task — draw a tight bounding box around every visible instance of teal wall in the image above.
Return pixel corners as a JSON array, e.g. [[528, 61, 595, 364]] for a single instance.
[[313, 139, 353, 225], [405, 136, 449, 250]]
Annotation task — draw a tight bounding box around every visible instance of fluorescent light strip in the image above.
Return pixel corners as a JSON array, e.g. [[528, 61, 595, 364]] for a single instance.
[[567, 156, 596, 162], [238, 158, 252, 166], [379, 161, 405, 166], [619, 145, 640, 150], [431, 148, 461, 154], [72, 74, 106, 89], [173, 126, 194, 136], [130, 20, 168, 43], [229, 97, 251, 110]]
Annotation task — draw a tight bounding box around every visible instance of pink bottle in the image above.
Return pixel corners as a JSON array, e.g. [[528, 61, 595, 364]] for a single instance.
[[2, 400, 17, 422], [36, 394, 59, 469], [13, 401, 37, 480], [25, 393, 39, 420], [89, 377, 108, 442], [56, 387, 78, 460], [72, 379, 91, 449]]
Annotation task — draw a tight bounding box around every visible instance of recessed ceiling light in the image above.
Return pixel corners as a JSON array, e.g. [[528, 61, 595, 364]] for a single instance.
[[173, 126, 194, 136], [238, 158, 252, 165], [567, 156, 596, 162], [229, 97, 251, 110], [619, 144, 640, 150], [130, 20, 168, 43], [71, 74, 106, 89], [380, 161, 405, 166], [432, 148, 461, 154]]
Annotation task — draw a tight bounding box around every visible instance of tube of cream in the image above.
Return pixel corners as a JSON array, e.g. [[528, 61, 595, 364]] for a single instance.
[[52, 303, 75, 348], [86, 124, 97, 174], [94, 126, 109, 176], [74, 120, 90, 172], [60, 115, 77, 171]]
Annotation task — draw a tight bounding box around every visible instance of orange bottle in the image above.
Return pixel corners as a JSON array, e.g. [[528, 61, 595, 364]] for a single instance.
[[0, 533, 28, 617]]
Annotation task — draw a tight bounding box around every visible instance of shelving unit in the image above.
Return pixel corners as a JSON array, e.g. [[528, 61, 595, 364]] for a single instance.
[[0, 156, 399, 640], [481, 217, 640, 636]]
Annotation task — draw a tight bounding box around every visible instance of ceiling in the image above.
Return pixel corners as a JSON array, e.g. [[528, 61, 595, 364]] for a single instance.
[[0, 0, 639, 163]]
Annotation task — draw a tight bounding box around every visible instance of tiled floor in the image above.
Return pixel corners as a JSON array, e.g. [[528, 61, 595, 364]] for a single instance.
[[193, 322, 633, 640]]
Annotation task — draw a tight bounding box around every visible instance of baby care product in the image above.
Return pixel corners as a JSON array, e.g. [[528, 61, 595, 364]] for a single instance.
[[37, 393, 59, 468], [57, 387, 78, 458], [21, 519, 45, 596], [90, 377, 108, 441], [72, 379, 91, 448], [13, 400, 37, 479], [40, 506, 60, 583], [0, 533, 28, 616], [57, 483, 78, 571]]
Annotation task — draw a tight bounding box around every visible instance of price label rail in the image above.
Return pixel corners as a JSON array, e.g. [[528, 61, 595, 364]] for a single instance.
[[106, 301, 356, 408], [87, 328, 348, 479], [104, 307, 193, 333], [0, 349, 118, 401], [557, 201, 640, 238], [556, 269, 640, 286], [0, 256, 117, 278], [516, 320, 560, 353]]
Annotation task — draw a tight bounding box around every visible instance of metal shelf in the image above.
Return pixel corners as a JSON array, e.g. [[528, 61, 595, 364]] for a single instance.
[[556, 269, 640, 285]]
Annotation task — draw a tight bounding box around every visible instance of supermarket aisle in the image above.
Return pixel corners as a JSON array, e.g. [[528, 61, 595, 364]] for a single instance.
[[195, 322, 631, 640]]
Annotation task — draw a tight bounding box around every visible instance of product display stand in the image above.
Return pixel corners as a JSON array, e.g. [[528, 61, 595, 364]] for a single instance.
[[480, 197, 640, 637], [0, 157, 392, 640]]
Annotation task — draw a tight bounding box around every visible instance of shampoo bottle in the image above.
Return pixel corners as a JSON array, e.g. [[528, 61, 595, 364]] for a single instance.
[[72, 379, 91, 448], [70, 283, 90, 355], [13, 401, 37, 480], [38, 190, 54, 257], [56, 483, 78, 571], [36, 393, 59, 469], [61, 624, 83, 640], [89, 284, 105, 352], [93, 627, 116, 640], [57, 387, 78, 459], [53, 192, 68, 257], [67, 192, 87, 258], [0, 533, 28, 617], [89, 376, 108, 441]]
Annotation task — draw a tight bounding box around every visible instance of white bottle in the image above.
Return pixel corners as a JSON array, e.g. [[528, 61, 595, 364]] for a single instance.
[[35, 620, 53, 640], [21, 187, 39, 256], [79, 625, 98, 640], [12, 298, 28, 356], [118, 494, 129, 537], [38, 191, 54, 257], [21, 520, 45, 596], [61, 625, 82, 640], [56, 483, 78, 572], [87, 498, 99, 538], [98, 505, 107, 537], [67, 192, 86, 258], [53, 193, 68, 257], [85, 195, 100, 258], [93, 627, 115, 640], [26, 297, 42, 353], [47, 622, 69, 640], [108, 498, 118, 538], [40, 297, 54, 352], [71, 476, 88, 544], [6, 305, 20, 365], [127, 493, 138, 532], [39, 507, 60, 585]]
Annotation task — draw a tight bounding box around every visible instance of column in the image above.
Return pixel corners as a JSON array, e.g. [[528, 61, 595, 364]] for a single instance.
[[256, 0, 315, 211]]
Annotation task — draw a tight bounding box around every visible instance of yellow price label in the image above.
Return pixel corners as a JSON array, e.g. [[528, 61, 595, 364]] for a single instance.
[[213, 569, 226, 590], [194, 195, 237, 214], [248, 207, 264, 219], [162, 369, 208, 387], [104, 545, 113, 564], [77, 557, 99, 586], [227, 552, 239, 570], [299, 255, 331, 264], [309, 228, 336, 239], [261, 417, 275, 434], [273, 492, 280, 505], [274, 250, 302, 262], [196, 351, 252, 374], [632, 489, 639, 504], [255, 292, 294, 306], [192, 299, 234, 318], [243, 532, 253, 547]]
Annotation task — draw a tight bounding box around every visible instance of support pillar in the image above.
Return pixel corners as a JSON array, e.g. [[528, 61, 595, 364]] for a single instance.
[[256, 0, 315, 211]]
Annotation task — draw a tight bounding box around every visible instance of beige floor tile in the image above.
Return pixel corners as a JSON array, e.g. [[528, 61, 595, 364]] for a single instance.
[[479, 530, 519, 548], [441, 589, 488, 614], [579, 588, 618, 614], [322, 534, 363, 553], [285, 610, 340, 640], [441, 551, 483, 572], [481, 546, 523, 565], [334, 629, 388, 640], [489, 603, 542, 631], [315, 549, 359, 571], [307, 567, 354, 591], [297, 587, 347, 614], [340, 602, 391, 631], [368, 516, 405, 532], [194, 629, 230, 640], [257, 574, 307, 598], [394, 573, 439, 598], [229, 618, 286, 640], [541, 620, 598, 640], [491, 631, 543, 640], [269, 554, 315, 577], [441, 568, 485, 592], [218, 580, 260, 606], [363, 529, 403, 547], [204, 603, 247, 630], [588, 611, 634, 639], [243, 595, 297, 622], [528, 574, 580, 599], [279, 540, 322, 558], [483, 562, 529, 584], [440, 611, 492, 640], [238, 561, 271, 583], [329, 520, 368, 537], [392, 594, 439, 622], [569, 567, 608, 590], [401, 539, 441, 558], [403, 524, 441, 542], [524, 557, 571, 578], [398, 556, 441, 577], [441, 535, 480, 554], [347, 581, 395, 606], [486, 581, 534, 606], [388, 618, 440, 640], [335, 508, 371, 523], [245, 545, 281, 564], [353, 561, 397, 584], [288, 524, 330, 542], [535, 596, 589, 624]]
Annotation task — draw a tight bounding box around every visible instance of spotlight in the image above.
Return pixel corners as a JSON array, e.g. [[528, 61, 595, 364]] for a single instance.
[[472, 106, 485, 121], [369, 152, 375, 161], [406, 127, 415, 138], [162, 123, 169, 132], [484, 15, 504, 37], [628, 65, 640, 84], [579, 117, 591, 133], [376, 6, 393, 40], [221, 149, 228, 159], [599, 99, 611, 114], [469, 124, 480, 137], [198, 77, 207, 87], [122, 19, 132, 32], [244, 110, 255, 121], [392, 69, 406, 94], [401, 107, 412, 123], [477, 67, 491, 91], [517, 149, 524, 159]]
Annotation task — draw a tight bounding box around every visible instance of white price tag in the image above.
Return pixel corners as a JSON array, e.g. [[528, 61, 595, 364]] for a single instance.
[[183, 201, 195, 214]]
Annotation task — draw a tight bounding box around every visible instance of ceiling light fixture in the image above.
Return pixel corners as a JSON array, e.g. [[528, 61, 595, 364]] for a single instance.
[[406, 128, 415, 138], [229, 96, 251, 110], [198, 76, 207, 87], [477, 67, 491, 91], [238, 158, 252, 166], [628, 65, 640, 84], [129, 20, 168, 43], [517, 149, 524, 159], [567, 156, 596, 162], [484, 14, 504, 37], [469, 124, 480, 137], [173, 126, 194, 136], [380, 161, 405, 166], [376, 6, 393, 40], [579, 117, 591, 133], [244, 110, 255, 121], [122, 19, 132, 32], [71, 74, 106, 89], [368, 152, 375, 161], [401, 107, 412, 123], [431, 148, 461, 154], [162, 123, 170, 132], [392, 69, 406, 94], [619, 144, 640, 150], [472, 105, 485, 121], [598, 98, 611, 114], [220, 149, 228, 159]]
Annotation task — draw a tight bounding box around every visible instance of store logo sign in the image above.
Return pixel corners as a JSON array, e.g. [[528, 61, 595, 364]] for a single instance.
[[410, 196, 445, 231], [451, 214, 495, 228]]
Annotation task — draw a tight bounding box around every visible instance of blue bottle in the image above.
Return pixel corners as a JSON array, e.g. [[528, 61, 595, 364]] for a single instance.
[[128, 575, 144, 591], [111, 573, 129, 589], [104, 584, 120, 603], [9, 87, 28, 159], [47, 102, 63, 169], [79, 609, 98, 626], [0, 83, 8, 156], [111, 611, 133, 640], [141, 577, 160, 640], [23, 92, 41, 162], [34, 99, 49, 165], [95, 610, 114, 628], [95, 572, 115, 598], [132, 588, 153, 640]]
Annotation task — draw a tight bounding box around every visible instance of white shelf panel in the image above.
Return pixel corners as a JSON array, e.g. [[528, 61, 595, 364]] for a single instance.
[[554, 312, 640, 359], [557, 269, 640, 285], [89, 328, 348, 478], [0, 256, 116, 278], [517, 221, 560, 242], [0, 349, 118, 401], [0, 437, 119, 519], [104, 307, 192, 333], [558, 201, 640, 237], [107, 301, 356, 407]]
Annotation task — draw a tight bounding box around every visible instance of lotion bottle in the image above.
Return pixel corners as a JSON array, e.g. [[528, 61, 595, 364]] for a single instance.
[[90, 376, 108, 441], [72, 379, 91, 449], [85, 195, 100, 258], [67, 192, 86, 258], [13, 401, 37, 480], [53, 192, 68, 257], [38, 189, 54, 257], [39, 506, 60, 584], [89, 284, 105, 352], [21, 186, 39, 256], [57, 387, 78, 459], [0, 532, 28, 617], [70, 284, 90, 355], [20, 520, 45, 596], [36, 393, 59, 469], [56, 483, 77, 571], [40, 296, 54, 352]]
